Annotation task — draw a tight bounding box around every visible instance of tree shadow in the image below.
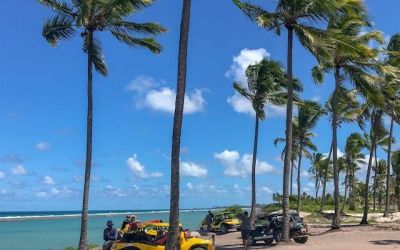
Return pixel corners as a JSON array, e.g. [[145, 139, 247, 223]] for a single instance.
[[370, 240, 400, 246]]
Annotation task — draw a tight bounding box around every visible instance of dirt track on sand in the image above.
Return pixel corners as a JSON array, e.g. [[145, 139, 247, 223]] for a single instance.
[[215, 225, 400, 250]]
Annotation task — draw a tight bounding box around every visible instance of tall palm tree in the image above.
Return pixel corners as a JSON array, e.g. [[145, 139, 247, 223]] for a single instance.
[[384, 34, 400, 217], [233, 59, 293, 225], [166, 0, 191, 249], [311, 7, 385, 227], [38, 1, 165, 249], [294, 101, 323, 211], [392, 151, 400, 212], [232, 0, 349, 240]]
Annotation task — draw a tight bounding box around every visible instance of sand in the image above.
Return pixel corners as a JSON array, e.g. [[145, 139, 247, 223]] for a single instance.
[[214, 225, 400, 250]]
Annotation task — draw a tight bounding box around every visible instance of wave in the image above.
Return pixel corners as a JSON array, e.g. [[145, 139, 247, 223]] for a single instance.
[[0, 209, 208, 222]]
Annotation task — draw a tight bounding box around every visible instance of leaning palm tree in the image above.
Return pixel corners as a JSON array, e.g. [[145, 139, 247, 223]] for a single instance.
[[166, 0, 191, 249], [233, 59, 294, 225], [311, 8, 386, 228], [373, 160, 387, 210], [232, 0, 351, 240], [38, 1, 165, 249]]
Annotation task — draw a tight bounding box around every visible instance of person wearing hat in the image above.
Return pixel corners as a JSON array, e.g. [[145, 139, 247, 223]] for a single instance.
[[102, 220, 117, 250]]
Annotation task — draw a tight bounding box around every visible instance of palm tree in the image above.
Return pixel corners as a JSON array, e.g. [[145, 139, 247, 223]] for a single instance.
[[319, 87, 363, 212], [166, 0, 191, 249], [340, 132, 366, 212], [233, 59, 292, 225], [309, 153, 325, 199], [311, 7, 385, 228], [373, 160, 387, 210], [232, 0, 349, 240], [38, 1, 165, 249], [384, 34, 400, 217], [392, 151, 400, 212], [293, 101, 323, 211]]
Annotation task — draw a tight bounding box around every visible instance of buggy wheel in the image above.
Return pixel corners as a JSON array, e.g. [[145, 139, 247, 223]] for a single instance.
[[273, 230, 282, 243], [220, 224, 228, 234], [294, 236, 308, 244], [264, 239, 273, 245], [191, 247, 207, 250], [247, 235, 255, 246]]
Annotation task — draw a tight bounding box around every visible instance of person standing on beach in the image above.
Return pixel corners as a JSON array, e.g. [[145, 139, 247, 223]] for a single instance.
[[102, 220, 117, 250], [241, 211, 251, 249]]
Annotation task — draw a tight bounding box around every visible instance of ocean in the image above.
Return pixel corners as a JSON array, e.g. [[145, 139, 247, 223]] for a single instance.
[[0, 209, 208, 250]]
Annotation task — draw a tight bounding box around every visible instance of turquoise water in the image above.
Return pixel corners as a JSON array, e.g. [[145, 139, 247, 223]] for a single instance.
[[0, 210, 207, 250]]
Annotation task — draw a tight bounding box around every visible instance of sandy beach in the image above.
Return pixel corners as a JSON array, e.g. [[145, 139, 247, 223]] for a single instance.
[[215, 225, 400, 250]]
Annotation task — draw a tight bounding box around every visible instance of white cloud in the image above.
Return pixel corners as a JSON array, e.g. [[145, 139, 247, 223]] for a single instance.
[[125, 75, 159, 93], [186, 182, 194, 189], [104, 185, 126, 198], [42, 176, 55, 185], [300, 170, 309, 178], [12, 165, 27, 176], [35, 187, 73, 198], [127, 154, 163, 178], [260, 186, 273, 194], [214, 149, 275, 177], [225, 48, 270, 83], [303, 187, 311, 193], [35, 142, 51, 151], [126, 76, 205, 114], [181, 162, 208, 178], [144, 88, 205, 114], [0, 171, 5, 180]]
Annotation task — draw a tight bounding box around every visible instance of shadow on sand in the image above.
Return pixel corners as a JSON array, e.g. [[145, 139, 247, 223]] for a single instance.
[[370, 240, 400, 246]]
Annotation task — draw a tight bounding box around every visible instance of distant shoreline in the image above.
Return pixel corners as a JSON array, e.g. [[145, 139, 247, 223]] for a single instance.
[[0, 208, 212, 222]]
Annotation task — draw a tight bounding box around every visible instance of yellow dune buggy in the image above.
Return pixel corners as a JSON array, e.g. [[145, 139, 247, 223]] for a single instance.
[[111, 222, 214, 250], [200, 212, 240, 234]]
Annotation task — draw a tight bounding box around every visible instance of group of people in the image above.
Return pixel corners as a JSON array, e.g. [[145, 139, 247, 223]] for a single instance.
[[102, 214, 139, 250]]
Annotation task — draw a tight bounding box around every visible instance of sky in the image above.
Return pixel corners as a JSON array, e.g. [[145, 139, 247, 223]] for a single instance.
[[0, 0, 399, 211]]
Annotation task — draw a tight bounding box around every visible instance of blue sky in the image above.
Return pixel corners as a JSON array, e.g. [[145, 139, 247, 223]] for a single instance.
[[0, 0, 399, 211]]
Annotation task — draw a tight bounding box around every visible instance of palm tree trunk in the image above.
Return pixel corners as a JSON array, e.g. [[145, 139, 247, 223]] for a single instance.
[[297, 140, 304, 212], [397, 176, 400, 212], [290, 159, 294, 196], [315, 178, 320, 200], [331, 66, 340, 229], [361, 110, 382, 224], [166, 1, 191, 249], [250, 117, 259, 226], [321, 143, 333, 212], [341, 163, 349, 213], [384, 117, 394, 217], [373, 147, 378, 210], [282, 26, 294, 243], [78, 30, 94, 250]]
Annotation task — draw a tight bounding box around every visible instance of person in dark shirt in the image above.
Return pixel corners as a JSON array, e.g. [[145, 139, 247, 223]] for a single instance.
[[205, 210, 214, 230], [241, 211, 251, 250], [102, 220, 117, 250]]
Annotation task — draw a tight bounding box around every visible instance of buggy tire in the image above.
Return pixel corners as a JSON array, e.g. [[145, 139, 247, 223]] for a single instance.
[[191, 246, 207, 250], [264, 239, 273, 245], [294, 236, 308, 244], [220, 224, 228, 234], [247, 235, 255, 246], [273, 230, 282, 243]]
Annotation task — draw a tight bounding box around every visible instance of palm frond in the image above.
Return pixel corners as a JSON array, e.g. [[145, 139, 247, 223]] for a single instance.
[[38, 0, 76, 17], [83, 37, 108, 76], [42, 15, 75, 46], [110, 31, 162, 54], [108, 21, 167, 35]]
